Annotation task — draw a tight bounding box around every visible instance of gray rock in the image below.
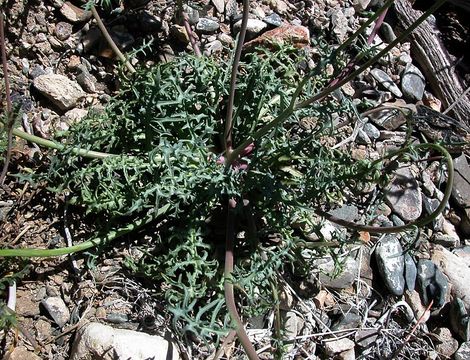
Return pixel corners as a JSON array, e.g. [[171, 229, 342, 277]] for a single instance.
[[211, 0, 224, 14], [315, 256, 359, 290], [225, 0, 238, 19], [60, 2, 91, 23], [363, 122, 380, 140], [353, 0, 371, 11], [76, 71, 96, 93], [431, 245, 470, 311], [41, 297, 70, 327], [367, 106, 406, 130], [380, 22, 397, 43], [385, 166, 423, 222], [450, 297, 470, 341], [404, 253, 417, 291], [452, 154, 470, 235], [330, 205, 359, 223], [196, 18, 219, 34], [263, 13, 283, 27], [70, 322, 180, 360], [29, 64, 46, 79], [34, 74, 85, 110], [355, 329, 378, 348], [331, 312, 362, 331], [324, 338, 355, 356], [455, 341, 470, 360], [434, 327, 459, 358], [55, 22, 73, 41], [356, 128, 371, 144], [375, 235, 405, 296], [370, 68, 403, 98], [331, 9, 348, 42], [203, 40, 223, 56], [183, 5, 199, 25], [128, 11, 162, 33], [106, 313, 128, 324], [416, 259, 448, 308], [401, 63, 426, 101], [234, 19, 267, 39]]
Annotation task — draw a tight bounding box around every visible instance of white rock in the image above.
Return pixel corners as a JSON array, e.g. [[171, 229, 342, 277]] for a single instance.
[[34, 74, 85, 110], [41, 297, 70, 327], [60, 1, 92, 23], [431, 245, 470, 311], [70, 322, 180, 360], [211, 0, 224, 13], [233, 19, 267, 38], [324, 338, 355, 355]]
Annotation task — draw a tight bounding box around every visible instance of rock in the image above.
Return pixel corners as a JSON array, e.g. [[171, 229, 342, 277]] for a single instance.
[[7, 346, 41, 360], [243, 25, 310, 51], [401, 63, 426, 101], [34, 74, 85, 111], [128, 11, 162, 33], [331, 312, 362, 331], [106, 313, 128, 324], [404, 253, 417, 291], [450, 297, 470, 341], [385, 166, 423, 222], [16, 290, 41, 317], [330, 9, 348, 43], [203, 40, 223, 56], [405, 289, 430, 323], [55, 22, 73, 41], [330, 205, 359, 223], [225, 0, 237, 19], [452, 154, 470, 235], [60, 2, 91, 23], [455, 342, 470, 360], [41, 297, 70, 327], [196, 18, 219, 34], [356, 129, 371, 144], [281, 311, 303, 353], [338, 349, 355, 360], [370, 68, 403, 98], [375, 235, 405, 296], [367, 107, 407, 130], [211, 0, 224, 14], [353, 0, 371, 11], [70, 322, 180, 360], [324, 338, 355, 356], [182, 5, 199, 25], [170, 25, 189, 44], [380, 22, 397, 43], [416, 259, 448, 308], [431, 245, 470, 311], [76, 71, 96, 93], [234, 19, 267, 40], [363, 122, 380, 140], [313, 256, 358, 289], [263, 13, 283, 27], [434, 327, 459, 358], [63, 108, 88, 125], [355, 329, 378, 348]]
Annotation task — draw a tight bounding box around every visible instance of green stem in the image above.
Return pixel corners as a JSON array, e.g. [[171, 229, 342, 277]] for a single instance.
[[0, 204, 171, 257], [314, 143, 454, 233]]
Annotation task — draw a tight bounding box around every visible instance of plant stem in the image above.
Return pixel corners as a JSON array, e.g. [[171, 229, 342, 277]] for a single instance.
[[182, 12, 202, 57], [224, 0, 250, 154], [224, 199, 260, 360], [0, 204, 171, 257], [0, 11, 13, 185], [91, 6, 136, 74], [230, 0, 446, 159], [313, 143, 454, 233]]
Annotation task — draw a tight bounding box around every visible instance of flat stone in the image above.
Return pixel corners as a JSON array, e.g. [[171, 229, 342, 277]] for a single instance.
[[355, 329, 378, 348], [331, 9, 348, 42], [183, 5, 199, 25], [234, 19, 267, 40], [431, 245, 470, 311], [16, 290, 41, 317], [263, 13, 282, 27], [353, 0, 371, 11], [375, 234, 405, 296], [314, 256, 358, 290], [243, 24, 309, 51], [434, 327, 459, 357], [363, 122, 380, 140], [416, 259, 448, 308], [455, 342, 470, 360], [7, 346, 41, 360], [405, 289, 430, 323], [329, 205, 359, 223], [170, 25, 189, 44], [331, 312, 362, 331], [370, 68, 403, 98], [324, 338, 355, 355], [452, 154, 470, 234], [196, 18, 219, 34], [401, 63, 426, 101], [70, 322, 180, 360], [367, 107, 406, 130], [404, 253, 417, 291], [211, 0, 224, 13], [55, 21, 73, 41], [60, 2, 91, 23], [34, 74, 85, 110], [385, 166, 422, 222], [203, 40, 223, 56], [41, 296, 70, 327]]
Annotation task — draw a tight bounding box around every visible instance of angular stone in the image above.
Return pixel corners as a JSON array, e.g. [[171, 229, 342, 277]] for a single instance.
[[455, 342, 470, 360], [434, 327, 459, 358], [41, 296, 70, 327], [7, 346, 41, 360], [183, 5, 199, 25], [452, 154, 470, 234], [243, 24, 309, 51], [70, 322, 180, 360], [263, 13, 282, 27], [370, 68, 403, 98], [404, 253, 417, 291], [401, 63, 426, 101], [363, 122, 380, 140], [385, 166, 422, 222], [314, 256, 358, 290], [234, 19, 267, 40], [34, 74, 85, 111], [417, 258, 449, 308], [431, 245, 470, 311], [203, 39, 223, 56], [367, 107, 407, 130], [450, 297, 470, 341], [353, 0, 371, 11], [324, 338, 355, 355], [170, 25, 189, 44], [60, 2, 91, 23], [55, 22, 73, 41], [331, 9, 348, 42], [375, 235, 405, 296], [211, 0, 224, 13], [196, 18, 219, 34]]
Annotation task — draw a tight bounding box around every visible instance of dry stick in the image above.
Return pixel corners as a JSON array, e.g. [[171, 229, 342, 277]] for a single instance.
[[90, 6, 136, 74], [182, 12, 202, 57], [0, 11, 14, 185]]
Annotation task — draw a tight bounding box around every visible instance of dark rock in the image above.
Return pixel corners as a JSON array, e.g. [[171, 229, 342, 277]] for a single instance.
[[355, 329, 378, 348], [370, 68, 403, 98], [380, 22, 396, 43], [375, 234, 405, 296], [367, 107, 406, 130], [196, 18, 219, 34], [127, 11, 162, 33], [385, 165, 423, 222], [452, 154, 470, 235], [331, 312, 362, 331], [401, 63, 426, 101], [416, 259, 448, 308], [450, 297, 470, 341], [404, 253, 416, 291], [55, 22, 73, 41], [263, 13, 283, 27]]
